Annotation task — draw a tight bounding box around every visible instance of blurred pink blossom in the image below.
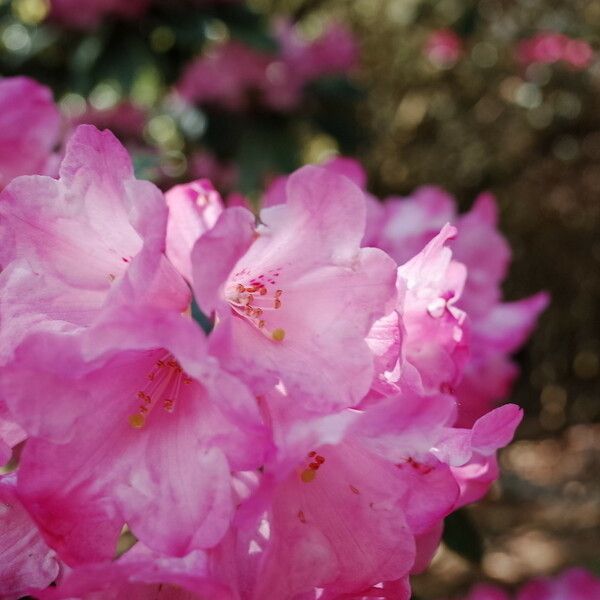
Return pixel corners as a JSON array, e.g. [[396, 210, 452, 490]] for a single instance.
[[516, 32, 594, 70], [0, 77, 61, 188], [177, 20, 358, 111], [424, 29, 463, 67]]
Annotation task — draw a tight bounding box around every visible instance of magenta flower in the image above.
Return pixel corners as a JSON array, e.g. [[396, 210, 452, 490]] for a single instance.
[[192, 165, 398, 412], [0, 474, 60, 598], [0, 77, 60, 189]]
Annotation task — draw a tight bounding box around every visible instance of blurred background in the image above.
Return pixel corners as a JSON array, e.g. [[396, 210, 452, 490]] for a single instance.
[[0, 0, 598, 597]]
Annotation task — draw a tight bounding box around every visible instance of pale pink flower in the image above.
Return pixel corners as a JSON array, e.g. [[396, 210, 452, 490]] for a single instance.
[[166, 179, 224, 283], [0, 124, 189, 356], [0, 77, 60, 189], [0, 474, 60, 598], [192, 165, 398, 412], [395, 224, 469, 396]]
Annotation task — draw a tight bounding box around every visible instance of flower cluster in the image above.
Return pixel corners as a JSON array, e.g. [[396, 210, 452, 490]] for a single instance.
[[176, 19, 358, 112], [449, 568, 600, 600], [0, 77, 547, 599]]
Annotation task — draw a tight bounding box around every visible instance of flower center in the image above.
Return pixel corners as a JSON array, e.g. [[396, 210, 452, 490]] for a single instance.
[[300, 450, 326, 483], [128, 352, 192, 429], [225, 268, 286, 342]]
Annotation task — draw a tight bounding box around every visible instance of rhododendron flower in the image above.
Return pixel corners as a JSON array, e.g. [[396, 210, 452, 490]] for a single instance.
[[217, 382, 521, 597], [394, 224, 469, 396], [288, 162, 548, 423], [177, 41, 270, 110], [2, 303, 267, 563], [177, 20, 358, 112], [39, 543, 231, 600], [0, 125, 268, 563], [0, 113, 548, 599], [193, 165, 397, 412], [0, 77, 60, 189], [264, 20, 358, 110], [0, 474, 60, 598], [0, 124, 189, 353]]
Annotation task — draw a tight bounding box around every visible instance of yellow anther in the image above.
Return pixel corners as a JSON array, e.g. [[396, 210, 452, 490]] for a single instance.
[[272, 328, 285, 342], [300, 468, 316, 483], [128, 414, 146, 429]]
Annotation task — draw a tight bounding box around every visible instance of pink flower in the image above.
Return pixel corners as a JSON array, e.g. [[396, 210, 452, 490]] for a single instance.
[[394, 224, 469, 396], [177, 41, 270, 110], [166, 179, 224, 283], [424, 29, 463, 67], [0, 474, 60, 598], [217, 386, 458, 599], [263, 20, 358, 110], [192, 165, 398, 412], [177, 20, 358, 112], [0, 77, 61, 189], [49, 0, 150, 29], [0, 125, 267, 562], [363, 184, 548, 424], [0, 124, 189, 354], [39, 543, 231, 599], [264, 159, 546, 425], [516, 33, 594, 70]]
